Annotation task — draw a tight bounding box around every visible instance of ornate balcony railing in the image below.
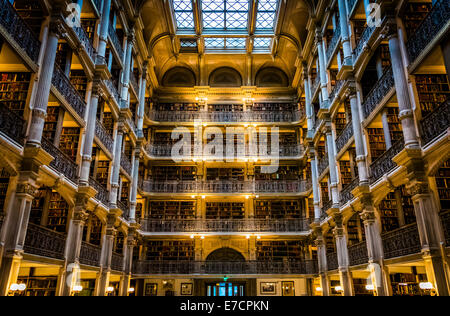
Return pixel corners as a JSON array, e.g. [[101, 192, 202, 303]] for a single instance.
[[340, 177, 359, 205], [105, 79, 121, 106], [120, 155, 133, 176], [139, 218, 311, 233], [108, 25, 124, 62], [326, 25, 341, 62], [354, 25, 376, 62], [148, 110, 304, 123], [347, 0, 358, 16], [406, 0, 450, 66], [130, 74, 140, 96], [79, 241, 102, 267], [382, 224, 421, 259], [370, 137, 404, 184], [132, 260, 318, 275], [348, 241, 369, 266], [0, 0, 41, 63], [142, 180, 311, 194], [0, 104, 26, 145], [52, 66, 87, 119], [317, 156, 329, 176], [420, 99, 449, 146], [117, 200, 130, 219], [329, 80, 344, 104], [73, 25, 95, 62], [89, 177, 109, 206], [111, 252, 124, 272], [95, 119, 114, 154], [440, 211, 450, 246], [312, 75, 321, 95], [41, 138, 79, 183], [362, 68, 395, 119], [322, 199, 333, 216], [335, 122, 354, 154], [24, 223, 66, 260], [326, 252, 339, 271]]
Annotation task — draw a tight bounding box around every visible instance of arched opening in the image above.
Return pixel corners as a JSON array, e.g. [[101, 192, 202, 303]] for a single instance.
[[162, 67, 196, 87], [206, 247, 245, 262], [209, 67, 242, 87], [255, 67, 289, 87]]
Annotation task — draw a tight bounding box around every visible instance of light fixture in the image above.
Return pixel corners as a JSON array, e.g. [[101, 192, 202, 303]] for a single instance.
[[106, 286, 114, 293], [200, 235, 205, 239], [335, 286, 343, 292], [419, 282, 434, 290], [255, 195, 259, 198], [128, 288, 135, 293], [191, 195, 196, 199], [253, 158, 258, 162], [10, 283, 26, 292], [73, 285, 83, 293], [256, 235, 261, 240], [365, 284, 375, 291], [202, 195, 206, 199], [315, 286, 323, 292], [245, 195, 250, 199], [246, 235, 251, 239], [190, 234, 195, 239]]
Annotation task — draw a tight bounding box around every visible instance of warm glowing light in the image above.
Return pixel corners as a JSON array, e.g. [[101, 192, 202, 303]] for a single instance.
[[200, 235, 205, 239], [365, 284, 375, 291], [315, 287, 323, 292], [106, 286, 114, 293], [246, 235, 251, 239], [256, 235, 261, 240], [335, 286, 343, 292], [128, 288, 135, 293], [255, 195, 259, 198], [419, 282, 434, 290], [190, 234, 195, 239], [9, 284, 19, 291], [191, 195, 196, 199], [245, 195, 250, 199], [202, 195, 206, 199], [73, 285, 83, 292]]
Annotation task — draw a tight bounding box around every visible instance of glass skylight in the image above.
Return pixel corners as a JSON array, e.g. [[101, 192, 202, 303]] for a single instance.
[[173, 0, 195, 30], [253, 37, 273, 50], [256, 0, 279, 30], [205, 37, 247, 49], [202, 0, 249, 30]]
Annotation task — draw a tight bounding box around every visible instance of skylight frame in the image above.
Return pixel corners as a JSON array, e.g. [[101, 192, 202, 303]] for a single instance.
[[173, 0, 196, 31], [255, 0, 280, 31], [201, 0, 250, 31]]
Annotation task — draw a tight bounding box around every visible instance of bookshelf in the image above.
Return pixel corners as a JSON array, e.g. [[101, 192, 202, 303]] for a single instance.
[[325, 235, 335, 253], [339, 160, 352, 187], [151, 166, 196, 181], [436, 159, 450, 212], [256, 240, 303, 261], [208, 104, 243, 112], [415, 74, 450, 117], [206, 202, 245, 219], [379, 192, 400, 232], [352, 20, 367, 44], [250, 103, 296, 112], [59, 127, 80, 161], [55, 43, 70, 71], [0, 72, 31, 116], [121, 180, 130, 203], [0, 168, 10, 214], [349, 148, 359, 178], [136, 202, 143, 219], [400, 185, 416, 225], [154, 103, 200, 111], [43, 106, 61, 142], [378, 45, 391, 71], [255, 166, 300, 181], [320, 181, 329, 202], [403, 2, 432, 38], [16, 277, 57, 296], [334, 112, 347, 136], [255, 199, 304, 219], [88, 216, 102, 246], [367, 128, 386, 161], [387, 107, 403, 143], [96, 160, 110, 187], [115, 232, 125, 254], [353, 279, 372, 296], [145, 240, 194, 261], [70, 70, 88, 99], [13, 0, 45, 37], [346, 215, 361, 245], [390, 273, 428, 296], [206, 168, 244, 181], [102, 112, 114, 136], [308, 198, 314, 219], [149, 201, 196, 220], [29, 188, 47, 226], [47, 192, 69, 232], [81, 19, 97, 44]]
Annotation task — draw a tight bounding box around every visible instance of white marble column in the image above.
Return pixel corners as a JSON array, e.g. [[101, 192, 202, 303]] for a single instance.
[[110, 125, 125, 207], [309, 151, 322, 221], [314, 229, 331, 296], [119, 229, 136, 296], [332, 213, 354, 296], [97, 0, 112, 59], [316, 31, 330, 105], [128, 147, 141, 223], [121, 33, 134, 107], [137, 64, 148, 137], [337, 0, 352, 65], [325, 124, 340, 206], [97, 213, 117, 296]]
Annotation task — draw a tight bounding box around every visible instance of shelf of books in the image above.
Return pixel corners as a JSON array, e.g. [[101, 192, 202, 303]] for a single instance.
[[43, 106, 61, 142], [13, 0, 45, 36], [59, 127, 80, 162], [379, 192, 400, 232], [151, 166, 196, 181], [96, 160, 110, 187], [334, 112, 347, 136], [255, 199, 304, 219], [250, 103, 296, 112], [339, 160, 352, 187], [353, 279, 373, 296], [55, 43, 70, 71], [206, 202, 245, 219], [386, 107, 403, 143], [255, 166, 300, 181], [29, 188, 47, 226], [415, 74, 450, 117], [206, 168, 244, 181], [114, 232, 125, 254], [0, 72, 31, 116], [399, 185, 416, 225], [403, 2, 432, 38], [145, 240, 194, 261], [80, 19, 97, 44], [0, 168, 9, 215], [208, 104, 243, 112], [47, 192, 69, 233], [435, 159, 450, 213], [16, 276, 57, 296], [88, 216, 103, 246], [390, 272, 429, 296], [70, 70, 88, 99], [154, 103, 200, 111], [367, 128, 386, 161], [346, 214, 361, 245], [256, 240, 303, 261], [149, 201, 196, 220]]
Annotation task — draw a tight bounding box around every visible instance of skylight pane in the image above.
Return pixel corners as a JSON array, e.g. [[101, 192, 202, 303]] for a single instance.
[[226, 38, 246, 48], [173, 0, 195, 30], [254, 37, 272, 49], [205, 37, 226, 48], [202, 0, 249, 30], [256, 0, 278, 30]]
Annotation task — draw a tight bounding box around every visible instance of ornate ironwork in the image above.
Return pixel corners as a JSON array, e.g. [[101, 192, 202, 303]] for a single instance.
[[348, 241, 369, 266], [111, 252, 124, 272], [322, 199, 333, 215], [108, 25, 124, 62], [370, 137, 404, 184], [362, 68, 395, 119], [326, 25, 341, 62], [340, 177, 359, 205], [326, 252, 339, 271], [336, 122, 354, 154], [132, 260, 318, 275], [120, 155, 133, 176], [420, 99, 449, 146], [52, 66, 87, 119], [41, 138, 79, 183], [0, 0, 41, 63], [130, 74, 140, 96], [139, 218, 311, 233], [317, 155, 329, 176], [0, 104, 26, 144], [406, 0, 450, 65], [24, 223, 66, 260], [312, 75, 321, 95], [382, 224, 421, 259], [117, 200, 130, 219], [89, 177, 109, 206], [79, 241, 101, 267], [329, 80, 344, 104], [354, 25, 376, 62], [73, 25, 95, 61], [347, 0, 358, 16], [95, 119, 114, 154], [105, 79, 120, 105]]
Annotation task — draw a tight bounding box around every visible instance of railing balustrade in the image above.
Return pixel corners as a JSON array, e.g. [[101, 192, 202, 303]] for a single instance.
[[89, 177, 109, 206], [326, 252, 339, 271], [111, 252, 124, 272], [52, 66, 87, 119], [95, 119, 114, 154], [420, 99, 449, 146], [362, 68, 395, 119], [105, 79, 121, 106], [120, 155, 133, 176], [348, 241, 369, 266], [24, 223, 66, 260], [326, 25, 341, 62], [370, 137, 404, 184], [317, 156, 329, 176], [0, 104, 26, 145], [335, 122, 354, 154], [353, 25, 376, 62], [79, 241, 102, 267], [381, 224, 421, 259], [340, 177, 359, 205], [41, 138, 79, 183], [108, 25, 124, 62]]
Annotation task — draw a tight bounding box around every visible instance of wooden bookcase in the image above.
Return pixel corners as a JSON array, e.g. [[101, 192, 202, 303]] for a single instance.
[[154, 103, 200, 111], [339, 160, 352, 187], [88, 216, 102, 246], [0, 168, 10, 214], [325, 234, 335, 253], [102, 112, 114, 136], [379, 192, 400, 232], [320, 181, 329, 202], [415, 74, 450, 117], [16, 277, 57, 297], [256, 240, 303, 261], [59, 127, 80, 161], [81, 19, 97, 44], [250, 103, 296, 112], [0, 72, 31, 116], [120, 180, 130, 203], [390, 273, 428, 296], [151, 166, 196, 181], [255, 165, 300, 181], [334, 112, 347, 136], [436, 159, 450, 212], [96, 160, 110, 187], [149, 201, 195, 220], [403, 2, 432, 38], [308, 197, 314, 219], [400, 185, 416, 225], [353, 279, 373, 296], [70, 70, 88, 99], [55, 43, 70, 71], [367, 128, 386, 161], [47, 192, 69, 232], [29, 188, 47, 226], [379, 45, 392, 71], [208, 104, 243, 112], [13, 0, 45, 37], [43, 106, 62, 142], [387, 107, 403, 143], [206, 202, 245, 219], [255, 199, 304, 219], [346, 215, 361, 245], [145, 240, 194, 261], [206, 168, 244, 181], [114, 232, 125, 254]]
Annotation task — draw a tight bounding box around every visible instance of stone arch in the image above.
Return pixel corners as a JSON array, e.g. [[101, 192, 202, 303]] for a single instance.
[[209, 67, 243, 87], [162, 66, 197, 87], [255, 67, 289, 87], [428, 152, 450, 177], [206, 247, 246, 261]]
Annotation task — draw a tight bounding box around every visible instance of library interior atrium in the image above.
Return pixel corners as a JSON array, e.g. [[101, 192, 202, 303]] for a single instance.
[[0, 0, 449, 296]]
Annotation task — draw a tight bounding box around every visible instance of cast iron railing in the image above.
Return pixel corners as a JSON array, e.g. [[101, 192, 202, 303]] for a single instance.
[[108, 25, 124, 62], [362, 68, 395, 119], [52, 66, 87, 119], [111, 252, 124, 272], [120, 155, 133, 176], [89, 177, 109, 206], [24, 223, 66, 260], [0, 104, 26, 145], [420, 99, 449, 146], [340, 177, 359, 205], [370, 137, 404, 184], [326, 25, 341, 62], [336, 122, 353, 154], [381, 224, 421, 259], [95, 119, 114, 154], [354, 24, 376, 62], [348, 241, 369, 266], [41, 138, 79, 183], [317, 156, 329, 176], [79, 241, 102, 267], [326, 252, 339, 271]]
